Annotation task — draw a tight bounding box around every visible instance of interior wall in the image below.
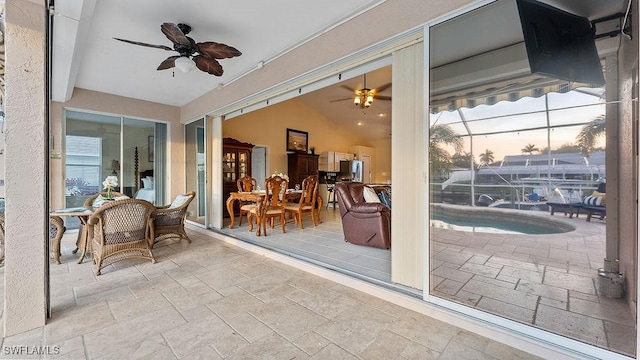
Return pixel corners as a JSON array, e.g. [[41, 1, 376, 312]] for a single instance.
[[50, 88, 181, 210], [222, 98, 374, 179], [370, 138, 392, 183]]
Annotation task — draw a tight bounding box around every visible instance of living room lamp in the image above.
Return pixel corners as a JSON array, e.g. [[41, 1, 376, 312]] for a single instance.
[[109, 159, 120, 176]]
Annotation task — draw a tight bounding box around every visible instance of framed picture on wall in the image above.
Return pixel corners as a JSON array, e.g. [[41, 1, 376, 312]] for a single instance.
[[148, 135, 154, 162], [286, 128, 308, 152]]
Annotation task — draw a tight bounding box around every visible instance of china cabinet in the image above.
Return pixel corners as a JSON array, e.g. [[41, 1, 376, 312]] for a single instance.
[[223, 138, 254, 217]]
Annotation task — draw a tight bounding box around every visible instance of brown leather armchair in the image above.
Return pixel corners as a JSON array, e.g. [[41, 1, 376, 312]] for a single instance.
[[334, 182, 391, 249]]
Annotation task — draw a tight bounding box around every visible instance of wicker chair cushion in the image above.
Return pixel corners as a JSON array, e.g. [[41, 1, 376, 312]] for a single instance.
[[170, 194, 192, 209], [93, 194, 130, 208]]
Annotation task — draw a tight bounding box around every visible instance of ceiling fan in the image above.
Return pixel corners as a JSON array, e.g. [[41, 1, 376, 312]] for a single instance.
[[331, 74, 392, 108], [113, 22, 241, 76]]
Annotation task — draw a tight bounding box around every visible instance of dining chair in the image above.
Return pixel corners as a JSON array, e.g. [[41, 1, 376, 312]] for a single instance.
[[88, 199, 157, 275], [248, 175, 288, 236], [153, 191, 196, 248], [284, 175, 319, 229], [236, 176, 258, 226]]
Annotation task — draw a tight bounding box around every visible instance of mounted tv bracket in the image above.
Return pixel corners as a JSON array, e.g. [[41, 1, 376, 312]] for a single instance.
[[592, 11, 631, 40]]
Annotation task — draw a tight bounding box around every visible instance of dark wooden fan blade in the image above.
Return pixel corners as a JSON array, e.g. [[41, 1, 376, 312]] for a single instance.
[[113, 37, 173, 51], [329, 97, 354, 103], [376, 95, 392, 101], [196, 42, 242, 59], [193, 55, 223, 76], [157, 56, 180, 70], [161, 23, 191, 47], [340, 85, 356, 93], [374, 82, 392, 93]]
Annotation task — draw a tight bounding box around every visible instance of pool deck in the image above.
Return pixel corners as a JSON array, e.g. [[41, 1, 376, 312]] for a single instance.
[[430, 204, 634, 357]]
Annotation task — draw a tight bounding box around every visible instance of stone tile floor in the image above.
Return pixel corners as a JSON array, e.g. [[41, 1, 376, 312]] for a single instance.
[[0, 228, 542, 359], [220, 206, 635, 357]]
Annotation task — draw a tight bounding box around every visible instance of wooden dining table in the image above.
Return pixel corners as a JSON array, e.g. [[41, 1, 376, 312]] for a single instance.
[[226, 189, 322, 230], [49, 207, 93, 264]]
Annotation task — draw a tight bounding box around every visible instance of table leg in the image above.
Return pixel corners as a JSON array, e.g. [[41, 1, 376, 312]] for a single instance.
[[227, 197, 236, 228], [76, 216, 90, 264]]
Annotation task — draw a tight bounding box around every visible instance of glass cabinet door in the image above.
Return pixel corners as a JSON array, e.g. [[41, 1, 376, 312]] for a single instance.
[[238, 150, 250, 178], [223, 150, 237, 184]]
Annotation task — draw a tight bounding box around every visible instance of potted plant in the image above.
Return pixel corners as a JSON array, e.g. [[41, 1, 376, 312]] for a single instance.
[[309, 146, 316, 155]]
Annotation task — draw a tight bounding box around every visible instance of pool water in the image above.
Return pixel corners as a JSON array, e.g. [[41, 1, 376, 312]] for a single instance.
[[430, 214, 561, 235]]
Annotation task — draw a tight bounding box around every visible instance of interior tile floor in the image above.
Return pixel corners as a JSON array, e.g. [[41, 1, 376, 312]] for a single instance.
[[0, 228, 541, 359]]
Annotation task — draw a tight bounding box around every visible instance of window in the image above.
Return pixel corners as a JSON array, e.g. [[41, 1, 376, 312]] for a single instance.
[[65, 135, 101, 200]]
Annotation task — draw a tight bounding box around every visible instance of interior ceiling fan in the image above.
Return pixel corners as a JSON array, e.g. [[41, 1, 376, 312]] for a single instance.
[[331, 73, 392, 108], [113, 22, 241, 76]]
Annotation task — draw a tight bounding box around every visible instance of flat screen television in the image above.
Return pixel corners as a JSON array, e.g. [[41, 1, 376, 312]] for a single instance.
[[516, 0, 605, 86]]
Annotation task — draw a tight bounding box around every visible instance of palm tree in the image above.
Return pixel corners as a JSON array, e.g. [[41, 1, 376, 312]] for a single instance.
[[577, 116, 605, 156], [521, 143, 539, 155], [429, 124, 463, 178], [479, 149, 495, 165]]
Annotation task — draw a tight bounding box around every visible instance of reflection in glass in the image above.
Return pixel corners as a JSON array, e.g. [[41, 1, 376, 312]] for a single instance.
[[428, 0, 634, 356]]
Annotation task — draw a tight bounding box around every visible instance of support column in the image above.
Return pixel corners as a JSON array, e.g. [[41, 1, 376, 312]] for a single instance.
[[4, 0, 48, 336]]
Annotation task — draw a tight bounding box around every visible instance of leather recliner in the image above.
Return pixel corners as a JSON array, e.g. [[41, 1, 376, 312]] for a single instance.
[[334, 182, 391, 249]]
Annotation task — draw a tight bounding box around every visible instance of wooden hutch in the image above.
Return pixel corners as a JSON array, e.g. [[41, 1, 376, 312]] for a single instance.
[[287, 152, 319, 188], [223, 138, 254, 217]]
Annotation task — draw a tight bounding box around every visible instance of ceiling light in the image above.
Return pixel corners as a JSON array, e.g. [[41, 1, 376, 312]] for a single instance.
[[175, 56, 196, 73], [357, 121, 363, 126], [353, 74, 376, 109]]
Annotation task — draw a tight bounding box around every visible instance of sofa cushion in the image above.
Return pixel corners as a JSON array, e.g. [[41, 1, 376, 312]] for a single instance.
[[363, 186, 381, 203], [583, 194, 604, 207]]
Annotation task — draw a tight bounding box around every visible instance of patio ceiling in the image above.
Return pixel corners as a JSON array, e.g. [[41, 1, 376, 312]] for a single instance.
[[50, 0, 626, 142]]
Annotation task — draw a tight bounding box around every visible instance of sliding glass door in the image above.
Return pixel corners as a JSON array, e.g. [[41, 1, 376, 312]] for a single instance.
[[65, 110, 166, 226], [185, 118, 206, 225]]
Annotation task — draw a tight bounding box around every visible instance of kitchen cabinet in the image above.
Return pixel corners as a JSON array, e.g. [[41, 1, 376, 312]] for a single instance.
[[288, 153, 319, 188], [223, 137, 254, 217], [318, 151, 353, 172]]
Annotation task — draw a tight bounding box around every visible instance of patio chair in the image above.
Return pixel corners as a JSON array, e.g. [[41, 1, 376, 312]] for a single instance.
[[88, 199, 156, 275], [284, 175, 319, 229], [152, 191, 196, 248], [49, 215, 66, 264]]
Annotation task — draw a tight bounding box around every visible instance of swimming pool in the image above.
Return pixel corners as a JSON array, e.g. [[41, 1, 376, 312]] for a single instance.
[[430, 204, 574, 235]]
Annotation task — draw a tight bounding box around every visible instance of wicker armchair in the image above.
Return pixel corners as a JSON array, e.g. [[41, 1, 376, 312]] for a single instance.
[[153, 191, 195, 248], [88, 199, 156, 275], [49, 216, 66, 264]]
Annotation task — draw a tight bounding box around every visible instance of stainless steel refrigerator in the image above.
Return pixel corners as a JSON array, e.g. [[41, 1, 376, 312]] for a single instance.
[[339, 160, 363, 182]]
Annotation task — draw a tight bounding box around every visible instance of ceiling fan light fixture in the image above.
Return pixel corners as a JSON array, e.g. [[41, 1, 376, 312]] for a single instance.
[[175, 56, 196, 73], [354, 96, 361, 106]]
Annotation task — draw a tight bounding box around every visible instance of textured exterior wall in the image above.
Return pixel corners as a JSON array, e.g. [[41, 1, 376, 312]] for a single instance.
[[4, 0, 47, 336]]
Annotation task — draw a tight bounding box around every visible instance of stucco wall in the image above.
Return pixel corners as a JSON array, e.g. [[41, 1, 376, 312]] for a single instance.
[[5, 0, 47, 336]]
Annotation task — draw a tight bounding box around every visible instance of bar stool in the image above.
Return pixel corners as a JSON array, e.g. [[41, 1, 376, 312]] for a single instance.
[[326, 184, 336, 208]]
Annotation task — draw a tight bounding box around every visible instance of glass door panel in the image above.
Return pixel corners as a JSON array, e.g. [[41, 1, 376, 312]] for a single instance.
[[186, 118, 205, 225], [123, 118, 156, 203], [65, 110, 121, 229]]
